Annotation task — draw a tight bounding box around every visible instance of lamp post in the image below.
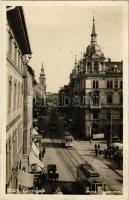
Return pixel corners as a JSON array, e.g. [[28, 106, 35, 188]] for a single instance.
[[109, 110, 113, 146], [89, 123, 92, 141]]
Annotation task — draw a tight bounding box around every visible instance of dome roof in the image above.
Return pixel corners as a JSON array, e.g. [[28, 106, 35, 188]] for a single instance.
[[86, 43, 103, 57]]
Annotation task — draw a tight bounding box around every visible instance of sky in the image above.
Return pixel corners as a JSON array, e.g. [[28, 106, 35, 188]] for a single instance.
[[23, 5, 123, 93]]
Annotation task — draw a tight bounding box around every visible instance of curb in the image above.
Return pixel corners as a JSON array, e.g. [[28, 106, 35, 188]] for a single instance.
[[99, 157, 123, 178]]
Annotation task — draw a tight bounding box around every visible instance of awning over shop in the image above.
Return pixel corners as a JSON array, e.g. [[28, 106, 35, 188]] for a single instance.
[[32, 128, 38, 135], [29, 151, 45, 169], [32, 142, 39, 157], [18, 171, 34, 187]]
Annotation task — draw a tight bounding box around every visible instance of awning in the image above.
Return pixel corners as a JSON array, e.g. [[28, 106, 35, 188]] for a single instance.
[[32, 128, 38, 135], [112, 143, 123, 149], [32, 142, 39, 157], [29, 151, 45, 169], [18, 171, 34, 187]]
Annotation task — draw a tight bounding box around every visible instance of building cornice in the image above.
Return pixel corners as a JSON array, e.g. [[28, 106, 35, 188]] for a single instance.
[[7, 7, 31, 55]]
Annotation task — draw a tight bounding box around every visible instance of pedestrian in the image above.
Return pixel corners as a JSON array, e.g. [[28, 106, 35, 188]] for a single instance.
[[94, 144, 97, 151], [107, 140, 109, 147], [98, 144, 100, 150], [43, 147, 46, 155], [95, 148, 98, 157], [99, 148, 102, 157]]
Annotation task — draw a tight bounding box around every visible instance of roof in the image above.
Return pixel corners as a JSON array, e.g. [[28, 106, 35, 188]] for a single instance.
[[7, 6, 31, 55]]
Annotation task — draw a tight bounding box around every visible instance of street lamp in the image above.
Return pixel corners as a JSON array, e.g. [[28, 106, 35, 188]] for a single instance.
[[109, 110, 113, 146], [89, 123, 92, 141]]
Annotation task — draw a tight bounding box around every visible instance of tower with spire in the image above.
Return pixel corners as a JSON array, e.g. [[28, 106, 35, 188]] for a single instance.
[[39, 62, 46, 97], [91, 16, 97, 44], [85, 16, 105, 73]]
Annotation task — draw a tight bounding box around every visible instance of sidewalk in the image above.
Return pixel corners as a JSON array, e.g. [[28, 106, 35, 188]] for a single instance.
[[74, 139, 123, 177], [74, 139, 123, 192]]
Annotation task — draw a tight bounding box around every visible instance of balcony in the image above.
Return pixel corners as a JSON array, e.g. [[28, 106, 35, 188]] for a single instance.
[[90, 104, 102, 109]]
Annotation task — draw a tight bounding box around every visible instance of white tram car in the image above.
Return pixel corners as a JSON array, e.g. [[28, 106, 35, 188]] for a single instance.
[[77, 163, 106, 194], [63, 132, 74, 147]]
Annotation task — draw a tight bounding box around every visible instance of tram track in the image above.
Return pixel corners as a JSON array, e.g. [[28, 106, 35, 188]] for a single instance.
[[52, 137, 121, 193], [44, 111, 122, 194], [57, 150, 77, 181]]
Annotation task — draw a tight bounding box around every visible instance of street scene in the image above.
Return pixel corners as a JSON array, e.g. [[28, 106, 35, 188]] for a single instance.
[[6, 4, 123, 195]]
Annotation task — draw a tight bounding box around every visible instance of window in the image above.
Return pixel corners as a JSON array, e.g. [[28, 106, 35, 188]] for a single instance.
[[8, 35, 13, 57], [120, 94, 123, 104], [120, 81, 122, 89], [9, 140, 11, 171], [107, 94, 112, 104], [8, 77, 12, 113], [14, 44, 17, 65], [114, 65, 117, 72], [21, 58, 23, 72], [14, 81, 17, 111], [114, 80, 118, 89], [18, 52, 21, 69], [107, 80, 113, 89], [17, 82, 20, 109], [20, 84, 22, 108], [94, 62, 99, 71], [13, 133, 15, 164], [93, 110, 99, 119], [93, 91, 99, 106], [93, 80, 99, 89], [120, 110, 123, 119], [6, 143, 8, 177], [87, 62, 91, 71]]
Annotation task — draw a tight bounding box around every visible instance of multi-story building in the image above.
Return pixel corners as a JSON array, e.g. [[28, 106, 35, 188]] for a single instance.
[[22, 64, 33, 172], [6, 7, 32, 191], [59, 17, 123, 142]]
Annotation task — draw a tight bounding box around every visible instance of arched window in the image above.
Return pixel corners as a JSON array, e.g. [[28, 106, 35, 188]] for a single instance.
[[93, 91, 99, 106], [94, 62, 99, 72], [87, 62, 91, 71], [114, 80, 118, 89], [107, 94, 112, 104]]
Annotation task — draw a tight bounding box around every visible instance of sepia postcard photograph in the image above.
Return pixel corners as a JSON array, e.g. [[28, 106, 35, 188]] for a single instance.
[[0, 1, 128, 200]]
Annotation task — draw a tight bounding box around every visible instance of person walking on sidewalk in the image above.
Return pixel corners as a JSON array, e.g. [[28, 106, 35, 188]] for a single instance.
[[43, 147, 46, 157], [98, 144, 100, 150], [94, 144, 97, 151], [95, 144, 98, 157], [99, 148, 102, 157], [95, 148, 98, 157]]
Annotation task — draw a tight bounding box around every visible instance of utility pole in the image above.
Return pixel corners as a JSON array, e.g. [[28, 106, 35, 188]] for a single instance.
[[110, 110, 113, 146]]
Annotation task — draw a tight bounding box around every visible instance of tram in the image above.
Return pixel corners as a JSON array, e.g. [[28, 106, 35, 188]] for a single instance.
[[77, 163, 106, 194], [63, 131, 74, 147]]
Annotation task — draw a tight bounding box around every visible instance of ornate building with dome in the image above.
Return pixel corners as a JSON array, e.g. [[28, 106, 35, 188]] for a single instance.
[[59, 17, 123, 142]]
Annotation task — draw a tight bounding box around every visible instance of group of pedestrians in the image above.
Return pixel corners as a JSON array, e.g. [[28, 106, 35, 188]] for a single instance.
[[94, 144, 102, 157]]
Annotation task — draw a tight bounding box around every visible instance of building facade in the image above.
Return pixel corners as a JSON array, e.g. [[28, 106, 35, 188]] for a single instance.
[[59, 17, 123, 141], [6, 7, 32, 191], [22, 63, 33, 172]]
